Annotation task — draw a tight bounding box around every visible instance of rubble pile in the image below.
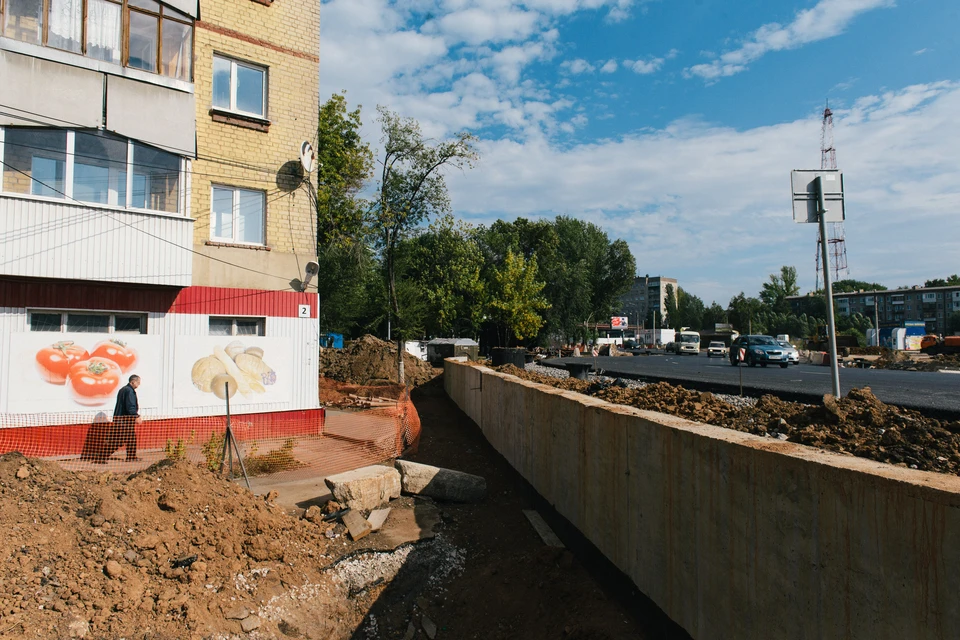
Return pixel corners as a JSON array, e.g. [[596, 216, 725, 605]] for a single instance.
[[319, 335, 440, 388], [498, 366, 960, 475]]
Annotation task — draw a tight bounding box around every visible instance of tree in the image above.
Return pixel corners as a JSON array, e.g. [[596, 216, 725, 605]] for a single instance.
[[759, 266, 800, 314], [663, 285, 678, 329], [403, 214, 485, 338], [486, 251, 550, 346], [373, 107, 478, 382], [316, 92, 374, 247], [702, 302, 727, 330], [832, 279, 885, 293], [925, 275, 960, 288], [675, 287, 705, 330], [727, 293, 765, 334]]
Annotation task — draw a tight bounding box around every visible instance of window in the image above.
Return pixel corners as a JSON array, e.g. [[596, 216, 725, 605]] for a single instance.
[[1, 127, 182, 214], [209, 317, 264, 336], [28, 311, 147, 333], [212, 55, 267, 117], [0, 0, 192, 80], [3, 0, 43, 44], [1, 128, 67, 196], [211, 186, 265, 244]]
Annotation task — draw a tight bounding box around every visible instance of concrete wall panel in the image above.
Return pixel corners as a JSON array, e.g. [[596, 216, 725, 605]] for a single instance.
[[445, 359, 960, 640]]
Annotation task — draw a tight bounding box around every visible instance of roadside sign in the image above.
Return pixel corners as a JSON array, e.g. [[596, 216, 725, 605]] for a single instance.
[[739, 348, 746, 362], [791, 170, 844, 223], [611, 316, 628, 328]]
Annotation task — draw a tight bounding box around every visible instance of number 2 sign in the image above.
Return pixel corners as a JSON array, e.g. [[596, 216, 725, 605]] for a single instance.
[[298, 304, 311, 318]]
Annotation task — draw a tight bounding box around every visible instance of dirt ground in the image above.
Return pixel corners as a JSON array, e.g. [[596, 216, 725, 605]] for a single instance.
[[319, 336, 441, 388], [0, 374, 686, 639], [497, 365, 960, 476]]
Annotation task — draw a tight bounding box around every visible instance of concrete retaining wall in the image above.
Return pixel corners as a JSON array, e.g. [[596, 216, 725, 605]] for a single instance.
[[444, 359, 960, 639]]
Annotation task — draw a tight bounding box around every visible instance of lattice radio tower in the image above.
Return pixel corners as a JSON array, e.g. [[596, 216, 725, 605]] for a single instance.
[[815, 105, 848, 289]]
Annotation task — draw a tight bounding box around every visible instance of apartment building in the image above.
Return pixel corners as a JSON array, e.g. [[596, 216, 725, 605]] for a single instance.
[[0, 0, 321, 447], [788, 285, 960, 335], [619, 275, 678, 327]]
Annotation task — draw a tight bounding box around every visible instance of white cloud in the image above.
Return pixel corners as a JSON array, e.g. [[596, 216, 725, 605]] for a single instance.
[[600, 59, 618, 73], [623, 48, 676, 74], [561, 58, 596, 74], [686, 0, 896, 81], [445, 82, 960, 303], [913, 48, 929, 56]]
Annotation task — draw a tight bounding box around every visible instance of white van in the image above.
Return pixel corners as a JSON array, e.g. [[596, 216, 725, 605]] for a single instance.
[[670, 330, 701, 355]]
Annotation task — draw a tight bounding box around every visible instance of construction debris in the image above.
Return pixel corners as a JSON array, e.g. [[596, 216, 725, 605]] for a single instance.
[[367, 508, 391, 532], [342, 510, 373, 541], [324, 465, 402, 511], [523, 510, 565, 548], [396, 460, 487, 503]]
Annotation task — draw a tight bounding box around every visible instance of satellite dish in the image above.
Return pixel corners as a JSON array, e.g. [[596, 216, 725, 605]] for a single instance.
[[301, 260, 320, 292], [300, 141, 316, 174]]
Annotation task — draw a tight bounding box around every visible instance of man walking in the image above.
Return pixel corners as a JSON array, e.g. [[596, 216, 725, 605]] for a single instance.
[[113, 375, 141, 462]]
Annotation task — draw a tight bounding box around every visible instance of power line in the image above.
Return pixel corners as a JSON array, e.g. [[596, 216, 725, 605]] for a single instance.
[[0, 103, 282, 175], [0, 157, 309, 284]]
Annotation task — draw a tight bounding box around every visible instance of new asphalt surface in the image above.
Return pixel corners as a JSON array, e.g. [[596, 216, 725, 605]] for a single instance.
[[543, 351, 960, 416]]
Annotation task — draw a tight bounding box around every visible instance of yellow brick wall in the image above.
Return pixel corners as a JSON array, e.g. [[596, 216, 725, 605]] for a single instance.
[[190, 0, 319, 291]]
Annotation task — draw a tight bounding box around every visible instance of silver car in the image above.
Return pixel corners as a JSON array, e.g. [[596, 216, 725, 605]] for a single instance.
[[777, 340, 800, 365]]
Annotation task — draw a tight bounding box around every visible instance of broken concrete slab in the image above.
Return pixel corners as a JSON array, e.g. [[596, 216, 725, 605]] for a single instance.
[[324, 465, 401, 511], [522, 510, 564, 548], [421, 614, 437, 639], [395, 460, 486, 503], [342, 510, 373, 541], [367, 508, 391, 532]]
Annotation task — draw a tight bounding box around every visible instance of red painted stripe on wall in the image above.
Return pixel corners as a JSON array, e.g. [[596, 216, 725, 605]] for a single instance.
[[0, 278, 317, 318]]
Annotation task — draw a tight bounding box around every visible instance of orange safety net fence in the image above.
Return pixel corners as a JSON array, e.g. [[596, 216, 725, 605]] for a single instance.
[[0, 385, 420, 482]]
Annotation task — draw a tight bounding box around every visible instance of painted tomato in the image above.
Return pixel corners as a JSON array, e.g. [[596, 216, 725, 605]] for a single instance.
[[66, 357, 122, 406], [36, 341, 90, 385], [91, 339, 138, 373]]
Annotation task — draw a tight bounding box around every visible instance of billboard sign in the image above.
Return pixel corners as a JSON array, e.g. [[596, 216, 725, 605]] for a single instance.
[[791, 170, 845, 223], [7, 333, 162, 413], [173, 336, 292, 408], [610, 316, 628, 328]]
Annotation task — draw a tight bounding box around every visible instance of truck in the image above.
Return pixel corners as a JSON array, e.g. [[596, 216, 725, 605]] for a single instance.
[[637, 328, 675, 348], [920, 335, 960, 356]]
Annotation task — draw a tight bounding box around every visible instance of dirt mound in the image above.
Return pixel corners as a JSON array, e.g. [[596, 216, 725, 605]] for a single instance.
[[318, 377, 406, 409], [0, 453, 377, 639], [319, 335, 440, 387], [496, 366, 960, 476], [873, 351, 960, 372]]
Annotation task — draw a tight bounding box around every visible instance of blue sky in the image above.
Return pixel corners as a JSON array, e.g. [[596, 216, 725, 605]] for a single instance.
[[319, 0, 960, 306]]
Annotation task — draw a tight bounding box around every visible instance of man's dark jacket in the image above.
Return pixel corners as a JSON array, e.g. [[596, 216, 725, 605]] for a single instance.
[[114, 384, 139, 417]]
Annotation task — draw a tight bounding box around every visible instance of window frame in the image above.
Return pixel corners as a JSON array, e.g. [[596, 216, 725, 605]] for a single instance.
[[208, 316, 265, 337], [211, 53, 268, 119], [0, 0, 193, 80], [0, 126, 186, 215], [28, 309, 148, 334], [209, 184, 266, 245]]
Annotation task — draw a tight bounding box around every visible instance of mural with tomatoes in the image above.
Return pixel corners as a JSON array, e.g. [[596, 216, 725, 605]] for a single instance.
[[7, 333, 161, 413]]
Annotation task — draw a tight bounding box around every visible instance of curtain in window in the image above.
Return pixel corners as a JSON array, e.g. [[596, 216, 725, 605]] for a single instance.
[[86, 0, 122, 64], [47, 0, 82, 53]]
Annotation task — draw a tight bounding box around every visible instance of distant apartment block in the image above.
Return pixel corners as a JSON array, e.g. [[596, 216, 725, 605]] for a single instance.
[[619, 275, 678, 327], [788, 286, 960, 335]]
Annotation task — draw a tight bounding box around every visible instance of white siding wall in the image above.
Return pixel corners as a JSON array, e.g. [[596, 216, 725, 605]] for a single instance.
[[0, 196, 193, 286], [0, 308, 319, 421]]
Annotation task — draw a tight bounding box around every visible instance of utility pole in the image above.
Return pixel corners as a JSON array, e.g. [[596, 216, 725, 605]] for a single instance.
[[874, 294, 880, 347], [816, 176, 842, 397]]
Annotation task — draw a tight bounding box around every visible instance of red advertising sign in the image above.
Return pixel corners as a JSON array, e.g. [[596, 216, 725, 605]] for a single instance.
[[611, 316, 628, 328]]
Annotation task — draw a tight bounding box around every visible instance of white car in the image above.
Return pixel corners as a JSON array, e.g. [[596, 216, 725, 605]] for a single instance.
[[707, 341, 728, 358], [777, 340, 800, 365]]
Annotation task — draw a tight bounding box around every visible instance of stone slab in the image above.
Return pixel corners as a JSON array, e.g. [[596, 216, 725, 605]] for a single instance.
[[324, 465, 401, 511], [342, 510, 372, 541], [395, 460, 486, 502], [367, 508, 391, 532], [522, 509, 565, 548]]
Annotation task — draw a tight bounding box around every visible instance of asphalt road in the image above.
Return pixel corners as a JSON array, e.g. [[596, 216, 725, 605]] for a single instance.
[[544, 351, 960, 415]]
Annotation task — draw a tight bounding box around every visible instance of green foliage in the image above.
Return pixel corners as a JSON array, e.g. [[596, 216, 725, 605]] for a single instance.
[[925, 275, 960, 288], [759, 266, 800, 313], [402, 214, 486, 337], [831, 279, 886, 293], [202, 431, 225, 473], [374, 107, 479, 343], [486, 251, 550, 346], [702, 302, 728, 330], [727, 292, 765, 334], [163, 431, 194, 462], [316, 242, 380, 335], [663, 285, 678, 329], [244, 439, 304, 477], [316, 92, 374, 247]]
